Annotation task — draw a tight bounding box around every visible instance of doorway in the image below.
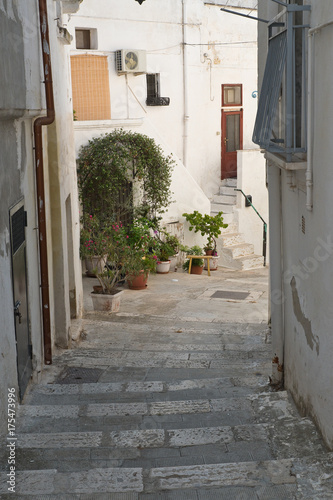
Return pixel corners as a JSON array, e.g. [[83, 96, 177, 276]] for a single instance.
[[221, 84, 243, 180], [221, 110, 243, 180], [10, 200, 32, 400]]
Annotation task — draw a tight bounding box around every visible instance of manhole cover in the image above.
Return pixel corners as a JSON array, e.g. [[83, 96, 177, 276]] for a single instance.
[[211, 290, 250, 300], [55, 367, 103, 384]]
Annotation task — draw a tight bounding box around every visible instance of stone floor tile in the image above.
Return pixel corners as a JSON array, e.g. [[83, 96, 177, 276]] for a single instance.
[[197, 486, 258, 499], [139, 490, 199, 499]]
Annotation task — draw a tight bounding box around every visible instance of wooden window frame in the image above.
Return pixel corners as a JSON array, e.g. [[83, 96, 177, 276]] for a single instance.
[[222, 84, 243, 107]]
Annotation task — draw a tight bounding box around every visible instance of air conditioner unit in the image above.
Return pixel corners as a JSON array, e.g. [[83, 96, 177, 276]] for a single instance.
[[116, 49, 147, 74]]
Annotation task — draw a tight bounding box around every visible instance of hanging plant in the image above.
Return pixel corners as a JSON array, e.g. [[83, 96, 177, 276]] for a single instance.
[[77, 129, 175, 225]]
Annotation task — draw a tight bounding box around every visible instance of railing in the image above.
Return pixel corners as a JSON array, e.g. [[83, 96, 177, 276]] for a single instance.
[[234, 189, 267, 267]]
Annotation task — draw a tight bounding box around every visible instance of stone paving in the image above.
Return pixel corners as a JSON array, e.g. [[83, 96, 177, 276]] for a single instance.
[[1, 267, 333, 499]]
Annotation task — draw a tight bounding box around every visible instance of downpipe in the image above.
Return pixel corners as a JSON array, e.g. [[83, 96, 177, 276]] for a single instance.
[[182, 0, 189, 167], [306, 20, 333, 212], [34, 0, 55, 365], [268, 164, 284, 387]]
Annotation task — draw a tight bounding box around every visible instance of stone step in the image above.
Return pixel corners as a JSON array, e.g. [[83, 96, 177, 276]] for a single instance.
[[210, 202, 234, 214], [220, 232, 245, 247], [212, 194, 236, 205], [238, 254, 265, 270], [222, 242, 255, 259], [17, 391, 294, 425], [210, 212, 234, 225], [2, 454, 332, 496], [219, 185, 237, 196], [220, 252, 265, 271], [30, 375, 270, 399], [220, 222, 238, 233], [222, 177, 237, 188]]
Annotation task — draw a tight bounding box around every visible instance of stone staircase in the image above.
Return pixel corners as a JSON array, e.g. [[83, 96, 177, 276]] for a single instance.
[[211, 178, 264, 270], [1, 314, 332, 498]]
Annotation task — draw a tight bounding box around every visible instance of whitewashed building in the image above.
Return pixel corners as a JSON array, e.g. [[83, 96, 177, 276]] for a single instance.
[[255, 0, 333, 447], [68, 0, 268, 267], [0, 0, 83, 435]]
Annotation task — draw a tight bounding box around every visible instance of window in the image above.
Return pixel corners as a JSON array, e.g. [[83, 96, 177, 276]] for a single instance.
[[222, 85, 242, 107], [146, 74, 170, 106], [70, 55, 111, 121], [75, 29, 98, 50], [253, 2, 310, 161]]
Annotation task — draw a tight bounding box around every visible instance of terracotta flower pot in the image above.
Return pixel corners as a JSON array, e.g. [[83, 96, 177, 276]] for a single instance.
[[127, 271, 149, 290], [190, 265, 204, 275], [204, 249, 214, 256]]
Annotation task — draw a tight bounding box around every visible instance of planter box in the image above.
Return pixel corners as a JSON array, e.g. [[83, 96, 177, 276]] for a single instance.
[[90, 290, 123, 312]]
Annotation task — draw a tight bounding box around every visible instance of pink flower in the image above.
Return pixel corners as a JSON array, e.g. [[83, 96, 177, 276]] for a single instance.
[[89, 215, 93, 218]]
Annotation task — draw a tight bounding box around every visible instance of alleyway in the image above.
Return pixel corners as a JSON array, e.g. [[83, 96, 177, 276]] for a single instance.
[[1, 267, 333, 498]]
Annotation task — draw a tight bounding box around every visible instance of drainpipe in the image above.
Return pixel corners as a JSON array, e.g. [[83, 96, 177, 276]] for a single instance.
[[306, 28, 314, 211], [267, 163, 284, 386], [306, 20, 333, 212], [182, 0, 189, 167], [34, 0, 55, 365]]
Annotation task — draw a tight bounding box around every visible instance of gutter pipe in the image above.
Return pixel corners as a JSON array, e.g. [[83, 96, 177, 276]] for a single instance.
[[34, 0, 55, 365], [306, 20, 333, 212], [268, 164, 284, 386], [182, 0, 189, 167]]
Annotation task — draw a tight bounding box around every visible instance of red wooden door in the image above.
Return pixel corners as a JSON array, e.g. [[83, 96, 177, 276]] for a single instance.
[[221, 109, 243, 180]]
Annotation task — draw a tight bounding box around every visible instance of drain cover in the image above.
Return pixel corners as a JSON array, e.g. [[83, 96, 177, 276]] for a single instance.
[[211, 290, 250, 300], [55, 367, 103, 384]]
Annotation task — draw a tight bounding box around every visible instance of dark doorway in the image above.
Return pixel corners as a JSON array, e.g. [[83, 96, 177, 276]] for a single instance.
[[10, 200, 32, 400]]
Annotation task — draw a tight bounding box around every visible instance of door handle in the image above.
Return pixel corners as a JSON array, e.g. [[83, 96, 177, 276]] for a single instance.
[[14, 300, 22, 324], [224, 138, 228, 145]]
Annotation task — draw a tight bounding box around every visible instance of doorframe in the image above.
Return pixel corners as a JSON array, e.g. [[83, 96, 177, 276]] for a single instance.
[[221, 108, 243, 180], [9, 198, 33, 401]]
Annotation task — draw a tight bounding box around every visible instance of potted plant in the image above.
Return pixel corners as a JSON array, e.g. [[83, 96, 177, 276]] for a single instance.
[[122, 218, 157, 289], [154, 232, 180, 274], [182, 211, 228, 270], [80, 213, 109, 277], [80, 214, 127, 312], [181, 245, 204, 275], [123, 249, 157, 289]]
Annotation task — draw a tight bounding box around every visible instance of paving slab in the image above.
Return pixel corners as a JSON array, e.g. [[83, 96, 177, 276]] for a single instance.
[[3, 267, 331, 498]]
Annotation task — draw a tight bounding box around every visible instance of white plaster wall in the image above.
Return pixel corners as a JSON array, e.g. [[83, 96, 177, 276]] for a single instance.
[[68, 0, 259, 202], [283, 18, 333, 447], [258, 0, 333, 448], [236, 149, 268, 259], [0, 1, 43, 437], [47, 1, 83, 335]]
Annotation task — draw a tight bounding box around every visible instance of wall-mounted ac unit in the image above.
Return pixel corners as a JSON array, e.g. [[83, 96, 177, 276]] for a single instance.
[[116, 50, 147, 74]]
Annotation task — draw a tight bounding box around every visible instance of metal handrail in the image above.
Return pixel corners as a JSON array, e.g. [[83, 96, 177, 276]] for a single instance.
[[234, 189, 267, 267]]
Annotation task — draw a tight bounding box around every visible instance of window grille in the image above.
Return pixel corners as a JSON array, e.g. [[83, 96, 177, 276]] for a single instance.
[[252, 3, 310, 162], [253, 30, 287, 150]]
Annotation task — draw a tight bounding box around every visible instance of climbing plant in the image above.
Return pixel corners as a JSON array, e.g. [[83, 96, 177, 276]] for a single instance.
[[77, 129, 175, 225]]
